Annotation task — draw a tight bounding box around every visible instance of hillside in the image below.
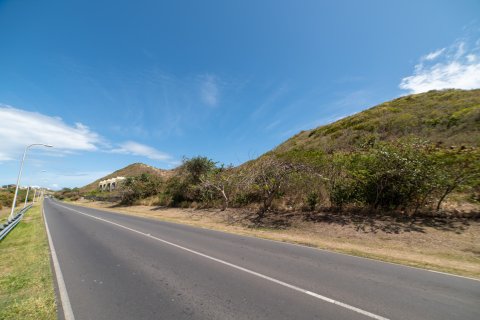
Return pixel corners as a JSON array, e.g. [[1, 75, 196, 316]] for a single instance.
[[80, 163, 173, 192], [275, 89, 480, 154], [73, 89, 479, 215]]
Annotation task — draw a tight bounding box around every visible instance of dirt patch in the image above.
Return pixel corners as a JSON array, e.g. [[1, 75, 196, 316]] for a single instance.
[[71, 199, 480, 279]]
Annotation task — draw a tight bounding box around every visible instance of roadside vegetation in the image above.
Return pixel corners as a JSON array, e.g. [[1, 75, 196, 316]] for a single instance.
[[0, 188, 35, 224], [59, 89, 480, 276], [65, 89, 480, 220], [0, 204, 56, 320]]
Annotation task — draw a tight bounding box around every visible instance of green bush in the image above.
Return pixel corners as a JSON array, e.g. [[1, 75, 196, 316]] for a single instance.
[[120, 174, 163, 205], [305, 192, 318, 211], [343, 142, 435, 210]]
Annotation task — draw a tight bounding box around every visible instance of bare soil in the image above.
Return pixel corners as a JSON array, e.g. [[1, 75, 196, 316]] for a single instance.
[[71, 199, 480, 279]]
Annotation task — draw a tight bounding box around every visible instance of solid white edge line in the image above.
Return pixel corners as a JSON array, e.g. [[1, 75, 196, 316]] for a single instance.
[[42, 204, 76, 320], [53, 202, 389, 320]]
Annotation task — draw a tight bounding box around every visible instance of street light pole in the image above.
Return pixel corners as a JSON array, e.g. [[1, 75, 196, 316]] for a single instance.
[[8, 144, 53, 221], [23, 186, 30, 209], [32, 170, 47, 204]]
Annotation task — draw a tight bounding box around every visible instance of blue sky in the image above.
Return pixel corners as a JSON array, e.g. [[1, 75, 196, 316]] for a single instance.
[[1, 0, 479, 189]]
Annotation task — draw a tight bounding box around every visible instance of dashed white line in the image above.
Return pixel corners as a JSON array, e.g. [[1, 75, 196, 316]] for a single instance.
[[43, 205, 76, 320], [52, 202, 389, 320]]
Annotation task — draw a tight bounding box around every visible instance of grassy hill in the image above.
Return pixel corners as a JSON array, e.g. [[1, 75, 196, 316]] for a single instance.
[[80, 163, 173, 193], [234, 89, 480, 214], [72, 89, 479, 215], [275, 89, 480, 154]]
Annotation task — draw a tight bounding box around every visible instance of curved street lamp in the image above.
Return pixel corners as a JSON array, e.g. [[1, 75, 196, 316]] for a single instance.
[[8, 144, 53, 221]]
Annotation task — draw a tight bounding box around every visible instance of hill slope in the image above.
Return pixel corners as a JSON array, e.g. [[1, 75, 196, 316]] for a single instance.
[[80, 163, 173, 192], [75, 89, 479, 214], [275, 89, 480, 154]]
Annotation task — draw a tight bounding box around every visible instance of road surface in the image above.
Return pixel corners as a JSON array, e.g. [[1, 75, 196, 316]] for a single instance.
[[42, 198, 480, 320]]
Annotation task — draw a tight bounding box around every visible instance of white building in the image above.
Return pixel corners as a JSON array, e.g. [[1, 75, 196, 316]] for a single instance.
[[98, 177, 126, 191]]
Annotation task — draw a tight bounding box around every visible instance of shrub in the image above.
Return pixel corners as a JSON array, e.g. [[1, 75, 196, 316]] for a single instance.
[[431, 148, 480, 210], [305, 192, 318, 211], [120, 174, 163, 205], [345, 142, 435, 210]]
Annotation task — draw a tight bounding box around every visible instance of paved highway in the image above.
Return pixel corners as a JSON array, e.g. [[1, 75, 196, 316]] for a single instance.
[[42, 198, 480, 320]]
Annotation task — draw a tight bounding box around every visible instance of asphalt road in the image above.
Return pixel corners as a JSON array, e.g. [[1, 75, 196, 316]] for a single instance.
[[42, 198, 480, 320]]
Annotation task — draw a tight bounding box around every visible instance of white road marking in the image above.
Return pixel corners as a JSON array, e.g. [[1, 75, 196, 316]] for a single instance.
[[42, 205, 76, 320], [54, 199, 480, 283], [53, 202, 389, 320]]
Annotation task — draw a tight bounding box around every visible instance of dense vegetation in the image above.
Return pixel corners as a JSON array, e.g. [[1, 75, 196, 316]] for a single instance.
[[64, 89, 480, 220], [0, 188, 35, 210], [55, 187, 81, 201]]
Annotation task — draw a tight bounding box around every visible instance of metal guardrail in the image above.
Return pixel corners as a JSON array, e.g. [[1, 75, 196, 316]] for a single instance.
[[0, 204, 33, 241]]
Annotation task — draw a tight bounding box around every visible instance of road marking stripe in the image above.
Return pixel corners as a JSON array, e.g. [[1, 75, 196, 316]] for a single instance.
[[54, 202, 389, 320], [43, 205, 76, 320], [56, 200, 480, 283]]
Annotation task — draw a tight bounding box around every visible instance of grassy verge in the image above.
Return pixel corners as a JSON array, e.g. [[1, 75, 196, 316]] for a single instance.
[[0, 207, 10, 224], [0, 204, 34, 224], [73, 200, 480, 279], [0, 204, 56, 320]]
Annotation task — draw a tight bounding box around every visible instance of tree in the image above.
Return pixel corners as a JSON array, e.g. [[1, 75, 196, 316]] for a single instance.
[[432, 148, 480, 211], [199, 165, 234, 210], [242, 156, 296, 220], [181, 156, 217, 184], [120, 174, 162, 205], [162, 156, 218, 207]]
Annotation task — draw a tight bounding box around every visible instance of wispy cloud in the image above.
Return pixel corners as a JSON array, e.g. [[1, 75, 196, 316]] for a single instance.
[[0, 105, 102, 161], [251, 84, 289, 120], [400, 40, 480, 93], [423, 48, 446, 61], [265, 120, 281, 131], [111, 141, 172, 161], [200, 74, 220, 107], [332, 90, 372, 109]]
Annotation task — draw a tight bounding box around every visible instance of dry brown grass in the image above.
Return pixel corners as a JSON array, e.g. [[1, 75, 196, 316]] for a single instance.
[[0, 207, 10, 223], [72, 199, 480, 279], [0, 205, 26, 224]]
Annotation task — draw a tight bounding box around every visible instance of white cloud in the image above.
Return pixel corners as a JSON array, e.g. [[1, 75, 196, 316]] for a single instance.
[[0, 105, 176, 166], [111, 141, 172, 161], [400, 41, 480, 93], [466, 54, 476, 62], [200, 74, 219, 107], [423, 48, 445, 61], [0, 105, 102, 161]]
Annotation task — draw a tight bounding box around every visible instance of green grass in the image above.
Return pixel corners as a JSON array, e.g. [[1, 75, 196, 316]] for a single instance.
[[0, 204, 56, 320], [276, 89, 480, 153]]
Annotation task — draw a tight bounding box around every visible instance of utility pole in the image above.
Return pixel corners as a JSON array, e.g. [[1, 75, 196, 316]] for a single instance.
[[9, 144, 53, 221]]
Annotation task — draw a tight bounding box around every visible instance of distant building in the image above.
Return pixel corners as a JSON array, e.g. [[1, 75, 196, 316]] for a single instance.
[[98, 177, 126, 191]]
